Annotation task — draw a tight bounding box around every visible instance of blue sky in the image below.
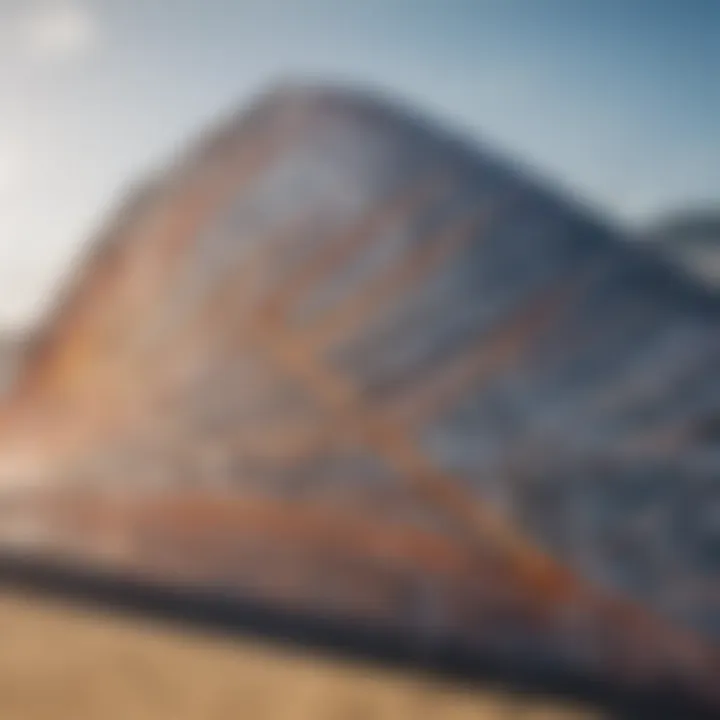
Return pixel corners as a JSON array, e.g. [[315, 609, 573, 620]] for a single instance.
[[0, 0, 718, 327]]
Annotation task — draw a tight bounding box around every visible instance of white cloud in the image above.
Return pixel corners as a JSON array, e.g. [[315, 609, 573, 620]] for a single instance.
[[12, 2, 100, 63], [0, 132, 31, 196]]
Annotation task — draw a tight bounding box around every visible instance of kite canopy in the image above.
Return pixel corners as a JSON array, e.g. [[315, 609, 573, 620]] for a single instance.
[[0, 82, 717, 714]]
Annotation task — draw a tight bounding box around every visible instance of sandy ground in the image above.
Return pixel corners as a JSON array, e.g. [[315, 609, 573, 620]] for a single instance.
[[0, 589, 602, 719]]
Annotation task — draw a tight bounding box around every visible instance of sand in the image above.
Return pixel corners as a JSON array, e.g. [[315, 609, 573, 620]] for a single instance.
[[0, 589, 601, 719]]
